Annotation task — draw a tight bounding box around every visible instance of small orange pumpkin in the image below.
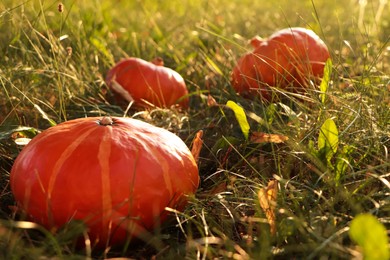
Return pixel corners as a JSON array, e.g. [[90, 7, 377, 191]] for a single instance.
[[231, 27, 330, 101], [10, 116, 199, 247], [106, 57, 189, 108]]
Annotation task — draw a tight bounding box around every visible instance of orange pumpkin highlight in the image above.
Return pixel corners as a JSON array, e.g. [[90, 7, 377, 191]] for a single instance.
[[106, 57, 189, 108], [10, 117, 199, 247], [231, 27, 330, 101]]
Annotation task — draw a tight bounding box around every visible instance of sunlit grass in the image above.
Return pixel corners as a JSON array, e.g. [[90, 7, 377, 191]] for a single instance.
[[0, 0, 389, 259]]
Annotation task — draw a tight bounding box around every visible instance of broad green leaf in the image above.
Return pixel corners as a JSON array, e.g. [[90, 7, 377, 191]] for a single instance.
[[320, 59, 332, 104], [318, 118, 338, 161], [349, 214, 389, 260], [226, 101, 250, 140]]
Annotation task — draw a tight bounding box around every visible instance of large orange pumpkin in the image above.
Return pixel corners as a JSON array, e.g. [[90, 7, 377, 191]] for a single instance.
[[105, 57, 189, 108], [231, 27, 330, 101], [10, 116, 199, 247]]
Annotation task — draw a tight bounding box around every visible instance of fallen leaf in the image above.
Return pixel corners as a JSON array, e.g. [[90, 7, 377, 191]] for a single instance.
[[207, 94, 219, 107], [226, 100, 250, 140], [191, 130, 203, 164], [198, 182, 228, 198], [350, 213, 389, 260], [209, 182, 228, 195], [250, 132, 288, 144], [258, 180, 278, 235]]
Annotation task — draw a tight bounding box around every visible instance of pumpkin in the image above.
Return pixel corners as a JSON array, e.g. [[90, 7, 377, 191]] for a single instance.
[[105, 57, 189, 108], [10, 116, 199, 247], [231, 27, 330, 101]]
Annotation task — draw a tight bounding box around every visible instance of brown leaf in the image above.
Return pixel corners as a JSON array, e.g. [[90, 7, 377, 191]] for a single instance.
[[250, 132, 288, 144], [207, 182, 228, 196], [207, 94, 219, 107], [191, 130, 203, 164], [258, 180, 278, 235]]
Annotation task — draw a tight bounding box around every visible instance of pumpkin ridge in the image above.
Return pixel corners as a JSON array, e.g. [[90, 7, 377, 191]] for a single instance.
[[154, 72, 167, 107], [47, 126, 96, 224], [153, 148, 173, 199], [142, 66, 167, 107], [97, 124, 113, 237]]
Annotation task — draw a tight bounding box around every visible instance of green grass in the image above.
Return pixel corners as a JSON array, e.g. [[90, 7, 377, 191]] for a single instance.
[[1, 0, 389, 259]]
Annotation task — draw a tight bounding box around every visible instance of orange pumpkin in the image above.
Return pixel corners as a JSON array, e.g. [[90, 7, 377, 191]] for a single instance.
[[106, 57, 189, 108], [10, 117, 199, 247], [231, 27, 330, 101]]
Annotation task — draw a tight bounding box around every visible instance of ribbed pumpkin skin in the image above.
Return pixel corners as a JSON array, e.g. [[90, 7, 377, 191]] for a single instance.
[[10, 117, 199, 246], [105, 58, 189, 108], [231, 27, 330, 100]]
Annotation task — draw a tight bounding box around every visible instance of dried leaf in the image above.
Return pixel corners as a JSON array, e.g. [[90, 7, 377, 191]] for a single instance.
[[258, 180, 278, 235], [250, 132, 288, 144], [191, 130, 203, 164], [207, 94, 218, 107], [202, 182, 228, 197]]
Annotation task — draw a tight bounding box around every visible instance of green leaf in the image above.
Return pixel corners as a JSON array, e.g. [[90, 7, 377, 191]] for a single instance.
[[349, 214, 389, 260], [320, 58, 332, 104], [226, 101, 250, 140], [335, 145, 355, 184], [318, 118, 338, 162], [266, 103, 277, 124]]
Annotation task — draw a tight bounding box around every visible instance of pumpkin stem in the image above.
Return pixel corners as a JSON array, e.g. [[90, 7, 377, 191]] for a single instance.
[[250, 36, 264, 49], [99, 117, 114, 126]]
